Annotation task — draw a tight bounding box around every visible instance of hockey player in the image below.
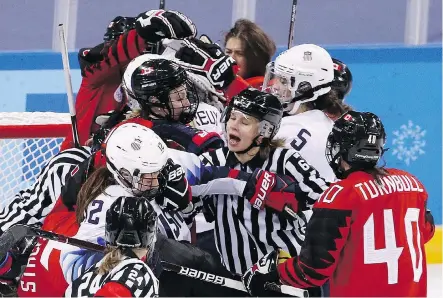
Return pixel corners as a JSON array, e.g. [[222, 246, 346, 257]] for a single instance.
[[103, 16, 136, 42], [175, 38, 353, 106], [65, 196, 159, 297], [265, 44, 352, 182], [224, 19, 276, 89], [60, 9, 197, 150], [242, 111, 435, 297], [198, 88, 328, 278], [120, 54, 225, 155], [332, 57, 353, 102]]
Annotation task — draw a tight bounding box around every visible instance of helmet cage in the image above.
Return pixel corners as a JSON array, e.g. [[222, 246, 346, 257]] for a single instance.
[[221, 96, 282, 140], [103, 17, 136, 42], [106, 156, 167, 199], [325, 113, 386, 178], [262, 61, 332, 114], [124, 68, 199, 124]]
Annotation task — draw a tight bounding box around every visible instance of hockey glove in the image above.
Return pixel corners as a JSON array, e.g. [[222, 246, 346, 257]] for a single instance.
[[242, 249, 291, 297], [175, 38, 237, 89], [135, 10, 197, 43], [156, 159, 193, 212], [244, 169, 299, 220]]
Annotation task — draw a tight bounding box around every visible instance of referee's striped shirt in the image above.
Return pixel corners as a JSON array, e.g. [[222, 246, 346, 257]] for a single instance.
[[0, 146, 92, 232], [200, 146, 328, 275]]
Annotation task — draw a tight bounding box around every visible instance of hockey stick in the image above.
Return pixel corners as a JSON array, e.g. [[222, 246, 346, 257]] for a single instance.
[[154, 0, 166, 54], [0, 224, 104, 257], [161, 261, 309, 297], [58, 23, 81, 148], [287, 0, 298, 49]]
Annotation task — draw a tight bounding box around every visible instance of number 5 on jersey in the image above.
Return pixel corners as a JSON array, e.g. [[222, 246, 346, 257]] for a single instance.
[[290, 129, 311, 150]]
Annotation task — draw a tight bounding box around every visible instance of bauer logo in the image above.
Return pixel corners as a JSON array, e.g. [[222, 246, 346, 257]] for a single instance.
[[178, 267, 225, 285]]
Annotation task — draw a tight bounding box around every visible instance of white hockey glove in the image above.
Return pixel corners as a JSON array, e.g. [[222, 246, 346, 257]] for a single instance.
[[175, 38, 237, 89]]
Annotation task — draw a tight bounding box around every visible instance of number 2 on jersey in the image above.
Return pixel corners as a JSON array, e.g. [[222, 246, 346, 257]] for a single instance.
[[290, 129, 311, 150], [87, 200, 104, 224], [363, 208, 423, 284]]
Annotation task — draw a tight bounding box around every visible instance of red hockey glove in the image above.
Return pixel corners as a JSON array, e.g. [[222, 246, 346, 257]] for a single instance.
[[244, 169, 298, 219]]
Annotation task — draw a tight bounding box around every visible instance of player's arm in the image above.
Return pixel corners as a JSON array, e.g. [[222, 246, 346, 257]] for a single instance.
[[416, 179, 435, 243], [423, 205, 435, 243], [278, 185, 354, 288], [0, 147, 92, 233], [152, 123, 224, 155], [283, 151, 329, 210], [242, 185, 354, 295], [84, 10, 196, 88], [81, 29, 147, 88]]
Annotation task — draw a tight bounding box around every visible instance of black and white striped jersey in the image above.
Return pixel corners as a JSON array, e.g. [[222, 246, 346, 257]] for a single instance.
[[0, 146, 92, 233], [65, 256, 158, 298], [200, 146, 328, 274]]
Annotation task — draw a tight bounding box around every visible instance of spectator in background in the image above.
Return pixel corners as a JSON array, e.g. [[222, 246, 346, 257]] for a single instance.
[[224, 19, 276, 89]]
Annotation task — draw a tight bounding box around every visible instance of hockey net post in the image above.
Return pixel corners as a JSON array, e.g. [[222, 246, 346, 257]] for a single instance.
[[0, 112, 71, 205]]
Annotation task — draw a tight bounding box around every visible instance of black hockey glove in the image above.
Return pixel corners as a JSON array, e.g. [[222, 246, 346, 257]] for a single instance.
[[91, 107, 131, 151], [156, 159, 193, 212], [175, 38, 237, 89], [135, 10, 196, 43], [242, 249, 291, 297]]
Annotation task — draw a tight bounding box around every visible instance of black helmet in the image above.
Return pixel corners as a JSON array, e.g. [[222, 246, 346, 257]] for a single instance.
[[103, 16, 136, 42], [123, 55, 199, 124], [332, 58, 353, 100], [326, 111, 386, 179], [223, 88, 283, 140], [105, 197, 157, 250]]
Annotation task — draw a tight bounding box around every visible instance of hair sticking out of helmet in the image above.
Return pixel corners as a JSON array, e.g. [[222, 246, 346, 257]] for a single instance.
[[262, 44, 334, 115], [104, 122, 169, 198], [103, 16, 136, 42], [105, 196, 157, 252], [325, 111, 386, 179], [222, 88, 283, 155], [122, 54, 200, 124], [332, 58, 353, 101]]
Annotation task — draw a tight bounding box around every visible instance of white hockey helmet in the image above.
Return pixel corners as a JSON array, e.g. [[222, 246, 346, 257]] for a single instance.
[[262, 44, 334, 115], [104, 122, 169, 198]]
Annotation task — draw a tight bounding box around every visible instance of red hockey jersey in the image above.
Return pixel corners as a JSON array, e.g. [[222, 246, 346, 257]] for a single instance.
[[279, 168, 434, 297], [17, 199, 79, 297], [60, 29, 148, 151]]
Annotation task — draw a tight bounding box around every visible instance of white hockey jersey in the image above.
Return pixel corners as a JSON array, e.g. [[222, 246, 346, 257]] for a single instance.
[[274, 110, 337, 183], [60, 184, 190, 284], [192, 102, 223, 136]]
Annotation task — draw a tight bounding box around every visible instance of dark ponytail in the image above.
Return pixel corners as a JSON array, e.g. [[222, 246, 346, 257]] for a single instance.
[[312, 89, 353, 118]]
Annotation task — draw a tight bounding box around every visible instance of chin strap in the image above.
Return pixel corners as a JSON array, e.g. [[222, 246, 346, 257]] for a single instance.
[[232, 135, 261, 155]]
